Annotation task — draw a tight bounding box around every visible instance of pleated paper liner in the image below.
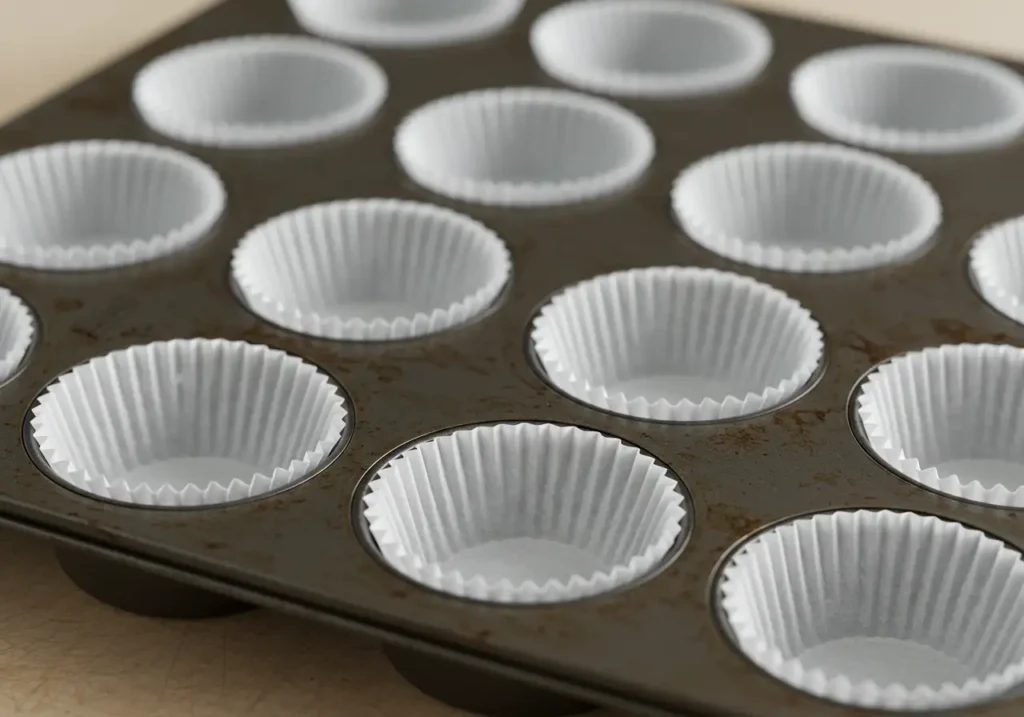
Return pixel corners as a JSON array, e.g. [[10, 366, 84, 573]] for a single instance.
[[0, 140, 225, 271], [231, 199, 512, 341], [360, 422, 688, 604], [394, 87, 655, 207], [671, 142, 942, 273], [531, 266, 824, 422], [969, 216, 1024, 326], [0, 286, 36, 384], [29, 339, 349, 507], [718, 509, 1024, 711], [286, 0, 525, 48], [133, 35, 388, 149], [791, 44, 1024, 154], [531, 0, 772, 98], [856, 343, 1024, 508]]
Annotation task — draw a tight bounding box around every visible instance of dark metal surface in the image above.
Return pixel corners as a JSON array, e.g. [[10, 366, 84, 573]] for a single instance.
[[1, 1, 1023, 715], [384, 643, 597, 717], [55, 546, 253, 618]]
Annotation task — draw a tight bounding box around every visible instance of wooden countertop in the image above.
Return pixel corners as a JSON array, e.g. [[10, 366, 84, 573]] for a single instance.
[[0, 1, 1018, 715]]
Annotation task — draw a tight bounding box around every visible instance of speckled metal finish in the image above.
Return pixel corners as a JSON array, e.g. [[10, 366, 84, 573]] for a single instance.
[[1, 1, 1023, 716]]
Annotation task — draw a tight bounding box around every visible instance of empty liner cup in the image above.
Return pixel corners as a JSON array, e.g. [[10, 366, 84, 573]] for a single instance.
[[531, 0, 772, 99], [0, 286, 35, 384], [30, 338, 348, 507], [0, 141, 225, 270], [394, 87, 655, 206], [969, 216, 1024, 326], [671, 142, 942, 273], [856, 343, 1024, 508], [133, 35, 388, 148], [365, 422, 686, 714], [718, 509, 1024, 711], [30, 339, 347, 618], [285, 0, 525, 48], [231, 199, 512, 341], [791, 44, 1024, 154], [530, 266, 824, 422], [361, 422, 688, 604]]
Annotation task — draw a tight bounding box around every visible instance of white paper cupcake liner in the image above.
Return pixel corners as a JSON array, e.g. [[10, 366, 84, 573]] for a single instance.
[[671, 142, 942, 273], [969, 216, 1024, 325], [286, 0, 525, 48], [394, 87, 655, 207], [0, 141, 225, 271], [363, 422, 686, 604], [30, 339, 348, 507], [719, 509, 1024, 711], [231, 199, 512, 341], [133, 35, 388, 149], [530, 0, 772, 99], [0, 287, 35, 384], [531, 267, 824, 422], [856, 343, 1024, 508], [791, 45, 1024, 154]]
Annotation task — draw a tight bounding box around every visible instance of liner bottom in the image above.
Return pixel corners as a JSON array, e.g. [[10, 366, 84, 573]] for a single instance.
[[384, 644, 595, 717], [799, 637, 971, 686], [606, 374, 739, 404], [121, 456, 258, 490], [55, 547, 252, 619], [441, 538, 606, 585]]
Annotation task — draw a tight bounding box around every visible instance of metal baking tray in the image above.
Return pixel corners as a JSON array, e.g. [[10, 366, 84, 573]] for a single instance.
[[1, 1, 1023, 716]]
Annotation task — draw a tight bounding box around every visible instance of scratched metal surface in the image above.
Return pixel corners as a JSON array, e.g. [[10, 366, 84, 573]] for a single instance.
[[0, 1, 1023, 716]]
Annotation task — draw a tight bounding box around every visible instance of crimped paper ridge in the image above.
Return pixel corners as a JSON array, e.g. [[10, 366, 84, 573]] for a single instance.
[[0, 141, 225, 270], [671, 142, 941, 273], [791, 45, 1024, 154], [394, 87, 654, 207], [857, 343, 1024, 508], [531, 267, 824, 422], [363, 423, 686, 603], [719, 510, 1024, 710], [970, 216, 1024, 325], [231, 199, 512, 341], [530, 0, 772, 98], [286, 0, 525, 48], [133, 35, 388, 149], [0, 287, 35, 383], [30, 339, 348, 507]]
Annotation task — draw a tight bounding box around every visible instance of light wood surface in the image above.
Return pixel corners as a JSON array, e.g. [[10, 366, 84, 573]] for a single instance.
[[0, 1, 1019, 715]]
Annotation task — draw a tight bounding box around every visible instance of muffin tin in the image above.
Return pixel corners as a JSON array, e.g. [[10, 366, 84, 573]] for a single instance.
[[4, 0, 1024, 716]]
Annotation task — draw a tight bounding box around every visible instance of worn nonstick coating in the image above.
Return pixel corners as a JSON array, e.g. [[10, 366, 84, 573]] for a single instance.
[[1, 1, 1024, 716]]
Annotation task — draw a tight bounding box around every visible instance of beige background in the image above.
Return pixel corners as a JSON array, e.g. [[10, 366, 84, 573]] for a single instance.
[[0, 1, 1019, 715]]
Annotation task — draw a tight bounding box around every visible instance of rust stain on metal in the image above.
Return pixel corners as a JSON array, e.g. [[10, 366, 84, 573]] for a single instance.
[[705, 503, 762, 538], [845, 332, 896, 365], [369, 362, 403, 384], [704, 426, 768, 453], [417, 346, 491, 376], [930, 318, 1011, 345], [772, 409, 831, 440], [812, 472, 839, 486], [69, 326, 99, 342]]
